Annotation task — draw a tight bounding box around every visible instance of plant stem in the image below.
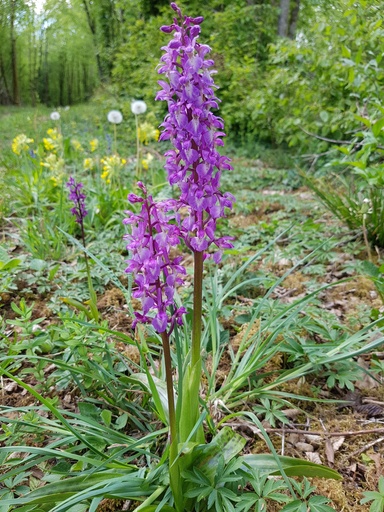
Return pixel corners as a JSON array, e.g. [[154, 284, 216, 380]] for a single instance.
[[161, 331, 182, 512], [161, 331, 177, 445], [192, 250, 203, 368], [80, 219, 99, 322], [177, 249, 205, 445], [113, 123, 117, 155], [135, 114, 140, 178], [80, 220, 91, 278]]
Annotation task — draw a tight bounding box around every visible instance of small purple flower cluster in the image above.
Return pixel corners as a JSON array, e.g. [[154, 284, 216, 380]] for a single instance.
[[123, 182, 187, 333], [156, 2, 234, 261], [66, 176, 87, 224]]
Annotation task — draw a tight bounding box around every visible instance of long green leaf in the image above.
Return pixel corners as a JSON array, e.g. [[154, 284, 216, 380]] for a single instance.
[[243, 454, 341, 480]]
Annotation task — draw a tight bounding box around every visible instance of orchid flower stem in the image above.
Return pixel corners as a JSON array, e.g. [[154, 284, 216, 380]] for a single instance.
[[161, 331, 177, 446], [177, 249, 205, 445], [80, 219, 99, 322], [192, 250, 203, 368], [161, 331, 182, 511], [81, 225, 91, 280]]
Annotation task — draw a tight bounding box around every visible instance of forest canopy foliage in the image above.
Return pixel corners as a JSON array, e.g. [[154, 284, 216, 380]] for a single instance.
[[1, 0, 383, 153]]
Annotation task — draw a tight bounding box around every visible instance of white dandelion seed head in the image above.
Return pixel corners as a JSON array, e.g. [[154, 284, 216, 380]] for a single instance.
[[107, 110, 123, 124], [131, 100, 147, 115], [50, 111, 60, 121], [64, 106, 70, 111]]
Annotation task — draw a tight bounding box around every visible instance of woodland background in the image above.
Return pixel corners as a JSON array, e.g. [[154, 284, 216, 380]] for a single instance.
[[1, 0, 382, 157]]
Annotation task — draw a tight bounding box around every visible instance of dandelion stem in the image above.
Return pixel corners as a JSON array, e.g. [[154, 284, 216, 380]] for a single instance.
[[113, 123, 117, 155], [135, 114, 140, 178]]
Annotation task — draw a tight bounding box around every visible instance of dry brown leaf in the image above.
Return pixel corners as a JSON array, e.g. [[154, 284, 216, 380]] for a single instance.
[[304, 434, 322, 446], [355, 357, 379, 390], [306, 452, 322, 464], [296, 442, 314, 452], [6, 452, 25, 461], [31, 467, 44, 479], [332, 436, 345, 452], [287, 433, 300, 445], [325, 438, 334, 463], [3, 381, 18, 393], [368, 452, 382, 477], [281, 408, 301, 419]]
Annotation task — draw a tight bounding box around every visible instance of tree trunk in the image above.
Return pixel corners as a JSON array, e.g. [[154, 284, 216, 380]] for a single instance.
[[58, 52, 66, 105], [82, 0, 103, 80], [10, 0, 20, 105], [0, 53, 12, 104], [278, 0, 290, 37], [43, 30, 49, 104], [288, 0, 300, 39], [29, 9, 38, 106]]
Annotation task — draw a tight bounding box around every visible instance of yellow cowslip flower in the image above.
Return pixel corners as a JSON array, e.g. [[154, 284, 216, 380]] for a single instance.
[[41, 153, 65, 186], [142, 152, 154, 170], [43, 128, 62, 153], [43, 138, 55, 151], [41, 153, 65, 172], [51, 175, 65, 187], [71, 139, 83, 152], [100, 155, 126, 184], [101, 170, 111, 184], [90, 139, 99, 152], [83, 158, 95, 171], [47, 128, 60, 140], [138, 122, 160, 145], [12, 134, 34, 155]]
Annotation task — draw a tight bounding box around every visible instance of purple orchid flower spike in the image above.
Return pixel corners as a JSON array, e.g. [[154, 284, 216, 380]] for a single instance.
[[157, 3, 235, 261], [66, 176, 88, 224], [123, 182, 187, 334]]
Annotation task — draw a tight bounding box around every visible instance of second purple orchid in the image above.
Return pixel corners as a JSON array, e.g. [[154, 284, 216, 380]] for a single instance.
[[123, 182, 187, 333], [67, 176, 88, 224]]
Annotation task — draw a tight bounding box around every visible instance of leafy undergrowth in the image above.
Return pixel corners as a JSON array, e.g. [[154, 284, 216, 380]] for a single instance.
[[1, 105, 384, 511]]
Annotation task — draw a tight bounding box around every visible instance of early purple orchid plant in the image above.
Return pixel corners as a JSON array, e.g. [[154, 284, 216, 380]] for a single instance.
[[67, 177, 88, 228], [66, 176, 99, 322], [123, 4, 234, 508]]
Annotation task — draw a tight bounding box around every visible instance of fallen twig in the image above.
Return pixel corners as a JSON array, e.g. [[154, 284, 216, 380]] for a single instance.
[[350, 436, 384, 457]]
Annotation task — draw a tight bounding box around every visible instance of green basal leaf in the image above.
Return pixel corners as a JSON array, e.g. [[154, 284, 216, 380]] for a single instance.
[[127, 373, 169, 424], [180, 427, 246, 482], [243, 454, 341, 480], [0, 258, 22, 271]]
